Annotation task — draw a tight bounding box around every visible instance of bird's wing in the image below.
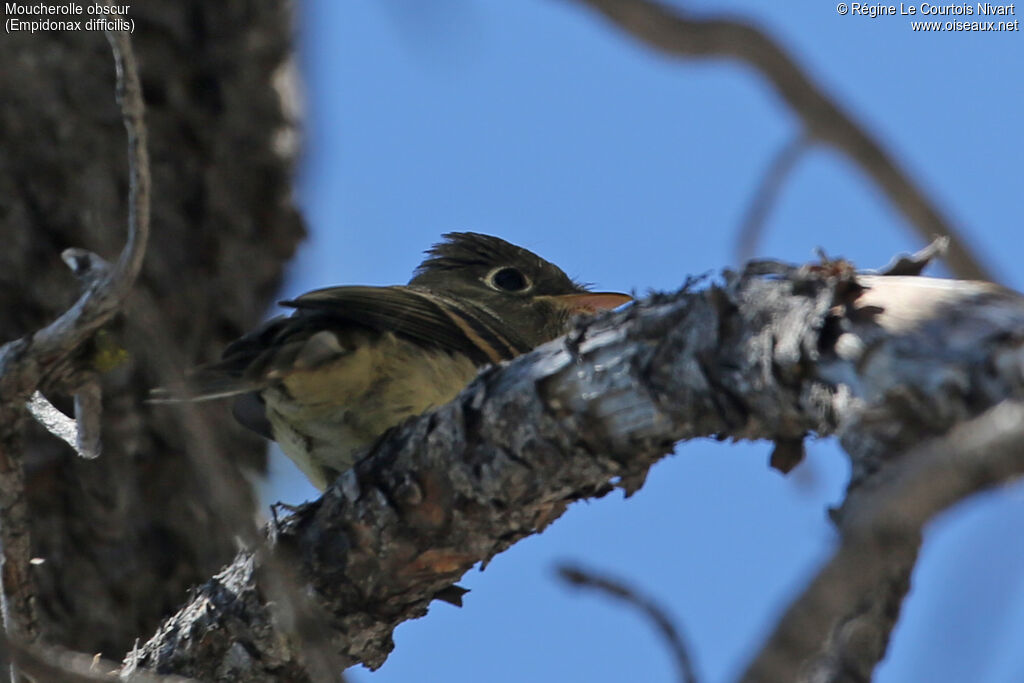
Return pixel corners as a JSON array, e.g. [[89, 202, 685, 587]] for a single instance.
[[151, 285, 529, 403], [282, 285, 531, 363]]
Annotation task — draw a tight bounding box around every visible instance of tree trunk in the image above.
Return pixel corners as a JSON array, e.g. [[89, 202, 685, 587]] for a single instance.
[[0, 1, 304, 657]]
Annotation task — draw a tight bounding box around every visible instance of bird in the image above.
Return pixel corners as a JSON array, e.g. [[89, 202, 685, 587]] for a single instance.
[[156, 232, 632, 491]]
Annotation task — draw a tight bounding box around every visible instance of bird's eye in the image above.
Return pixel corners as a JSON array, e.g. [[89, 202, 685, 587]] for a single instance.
[[487, 267, 530, 292]]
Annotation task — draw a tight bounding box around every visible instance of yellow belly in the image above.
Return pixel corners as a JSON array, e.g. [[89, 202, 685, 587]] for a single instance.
[[263, 333, 479, 490]]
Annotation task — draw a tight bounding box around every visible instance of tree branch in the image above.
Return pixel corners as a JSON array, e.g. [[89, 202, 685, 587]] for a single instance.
[[558, 564, 698, 683], [25, 391, 100, 460], [123, 264, 844, 679], [744, 400, 1024, 682], [0, 26, 150, 396], [567, 0, 992, 282], [123, 254, 1024, 680], [2, 0, 303, 661], [735, 134, 811, 265]]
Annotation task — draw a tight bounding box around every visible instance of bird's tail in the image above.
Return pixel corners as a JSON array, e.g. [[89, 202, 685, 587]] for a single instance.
[[149, 315, 290, 403], [148, 365, 264, 403]]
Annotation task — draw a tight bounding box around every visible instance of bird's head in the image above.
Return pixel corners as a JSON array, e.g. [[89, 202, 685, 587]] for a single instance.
[[409, 232, 632, 347]]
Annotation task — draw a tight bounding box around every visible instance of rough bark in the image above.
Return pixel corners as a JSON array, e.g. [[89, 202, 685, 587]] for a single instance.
[[122, 259, 1024, 681], [122, 269, 839, 679], [0, 2, 303, 657]]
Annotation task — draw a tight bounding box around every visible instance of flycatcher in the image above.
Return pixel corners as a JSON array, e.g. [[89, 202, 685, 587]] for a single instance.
[[159, 233, 631, 490]]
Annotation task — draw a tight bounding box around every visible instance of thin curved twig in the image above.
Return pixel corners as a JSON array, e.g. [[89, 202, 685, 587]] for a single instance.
[[569, 0, 992, 282], [558, 565, 699, 683], [0, 23, 149, 652], [734, 134, 812, 265], [28, 27, 150, 363]]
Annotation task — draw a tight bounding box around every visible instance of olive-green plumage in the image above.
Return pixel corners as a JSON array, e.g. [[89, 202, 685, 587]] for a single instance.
[[160, 233, 631, 490]]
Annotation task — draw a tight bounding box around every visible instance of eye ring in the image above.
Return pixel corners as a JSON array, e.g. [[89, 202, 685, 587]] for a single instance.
[[485, 266, 531, 293]]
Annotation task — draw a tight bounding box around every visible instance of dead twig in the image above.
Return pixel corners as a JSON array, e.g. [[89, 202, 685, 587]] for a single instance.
[[734, 134, 812, 265], [26, 389, 102, 460], [7, 27, 150, 380], [0, 22, 149, 656], [558, 565, 698, 683], [874, 236, 949, 276]]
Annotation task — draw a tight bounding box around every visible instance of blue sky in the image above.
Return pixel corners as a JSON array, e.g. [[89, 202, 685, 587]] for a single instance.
[[266, 1, 1024, 681]]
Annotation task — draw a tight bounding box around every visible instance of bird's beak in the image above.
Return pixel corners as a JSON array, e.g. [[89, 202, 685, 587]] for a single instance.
[[550, 292, 633, 314]]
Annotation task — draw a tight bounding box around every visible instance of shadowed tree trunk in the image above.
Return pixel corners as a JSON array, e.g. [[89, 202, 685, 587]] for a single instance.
[[0, 1, 303, 657]]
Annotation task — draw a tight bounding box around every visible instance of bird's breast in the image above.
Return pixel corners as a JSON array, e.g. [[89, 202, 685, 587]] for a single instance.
[[262, 333, 480, 489]]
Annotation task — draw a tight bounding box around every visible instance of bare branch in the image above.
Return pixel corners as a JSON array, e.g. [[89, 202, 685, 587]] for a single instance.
[[744, 400, 1024, 683], [735, 134, 812, 265], [124, 257, 1024, 679], [558, 565, 698, 683], [61, 249, 112, 289], [874, 236, 949, 277], [25, 388, 101, 460], [26, 393, 80, 457], [72, 380, 103, 460], [1, 0, 304, 662], [125, 267, 846, 678], [0, 21, 149, 657], [568, 0, 992, 282], [0, 25, 150, 388]]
